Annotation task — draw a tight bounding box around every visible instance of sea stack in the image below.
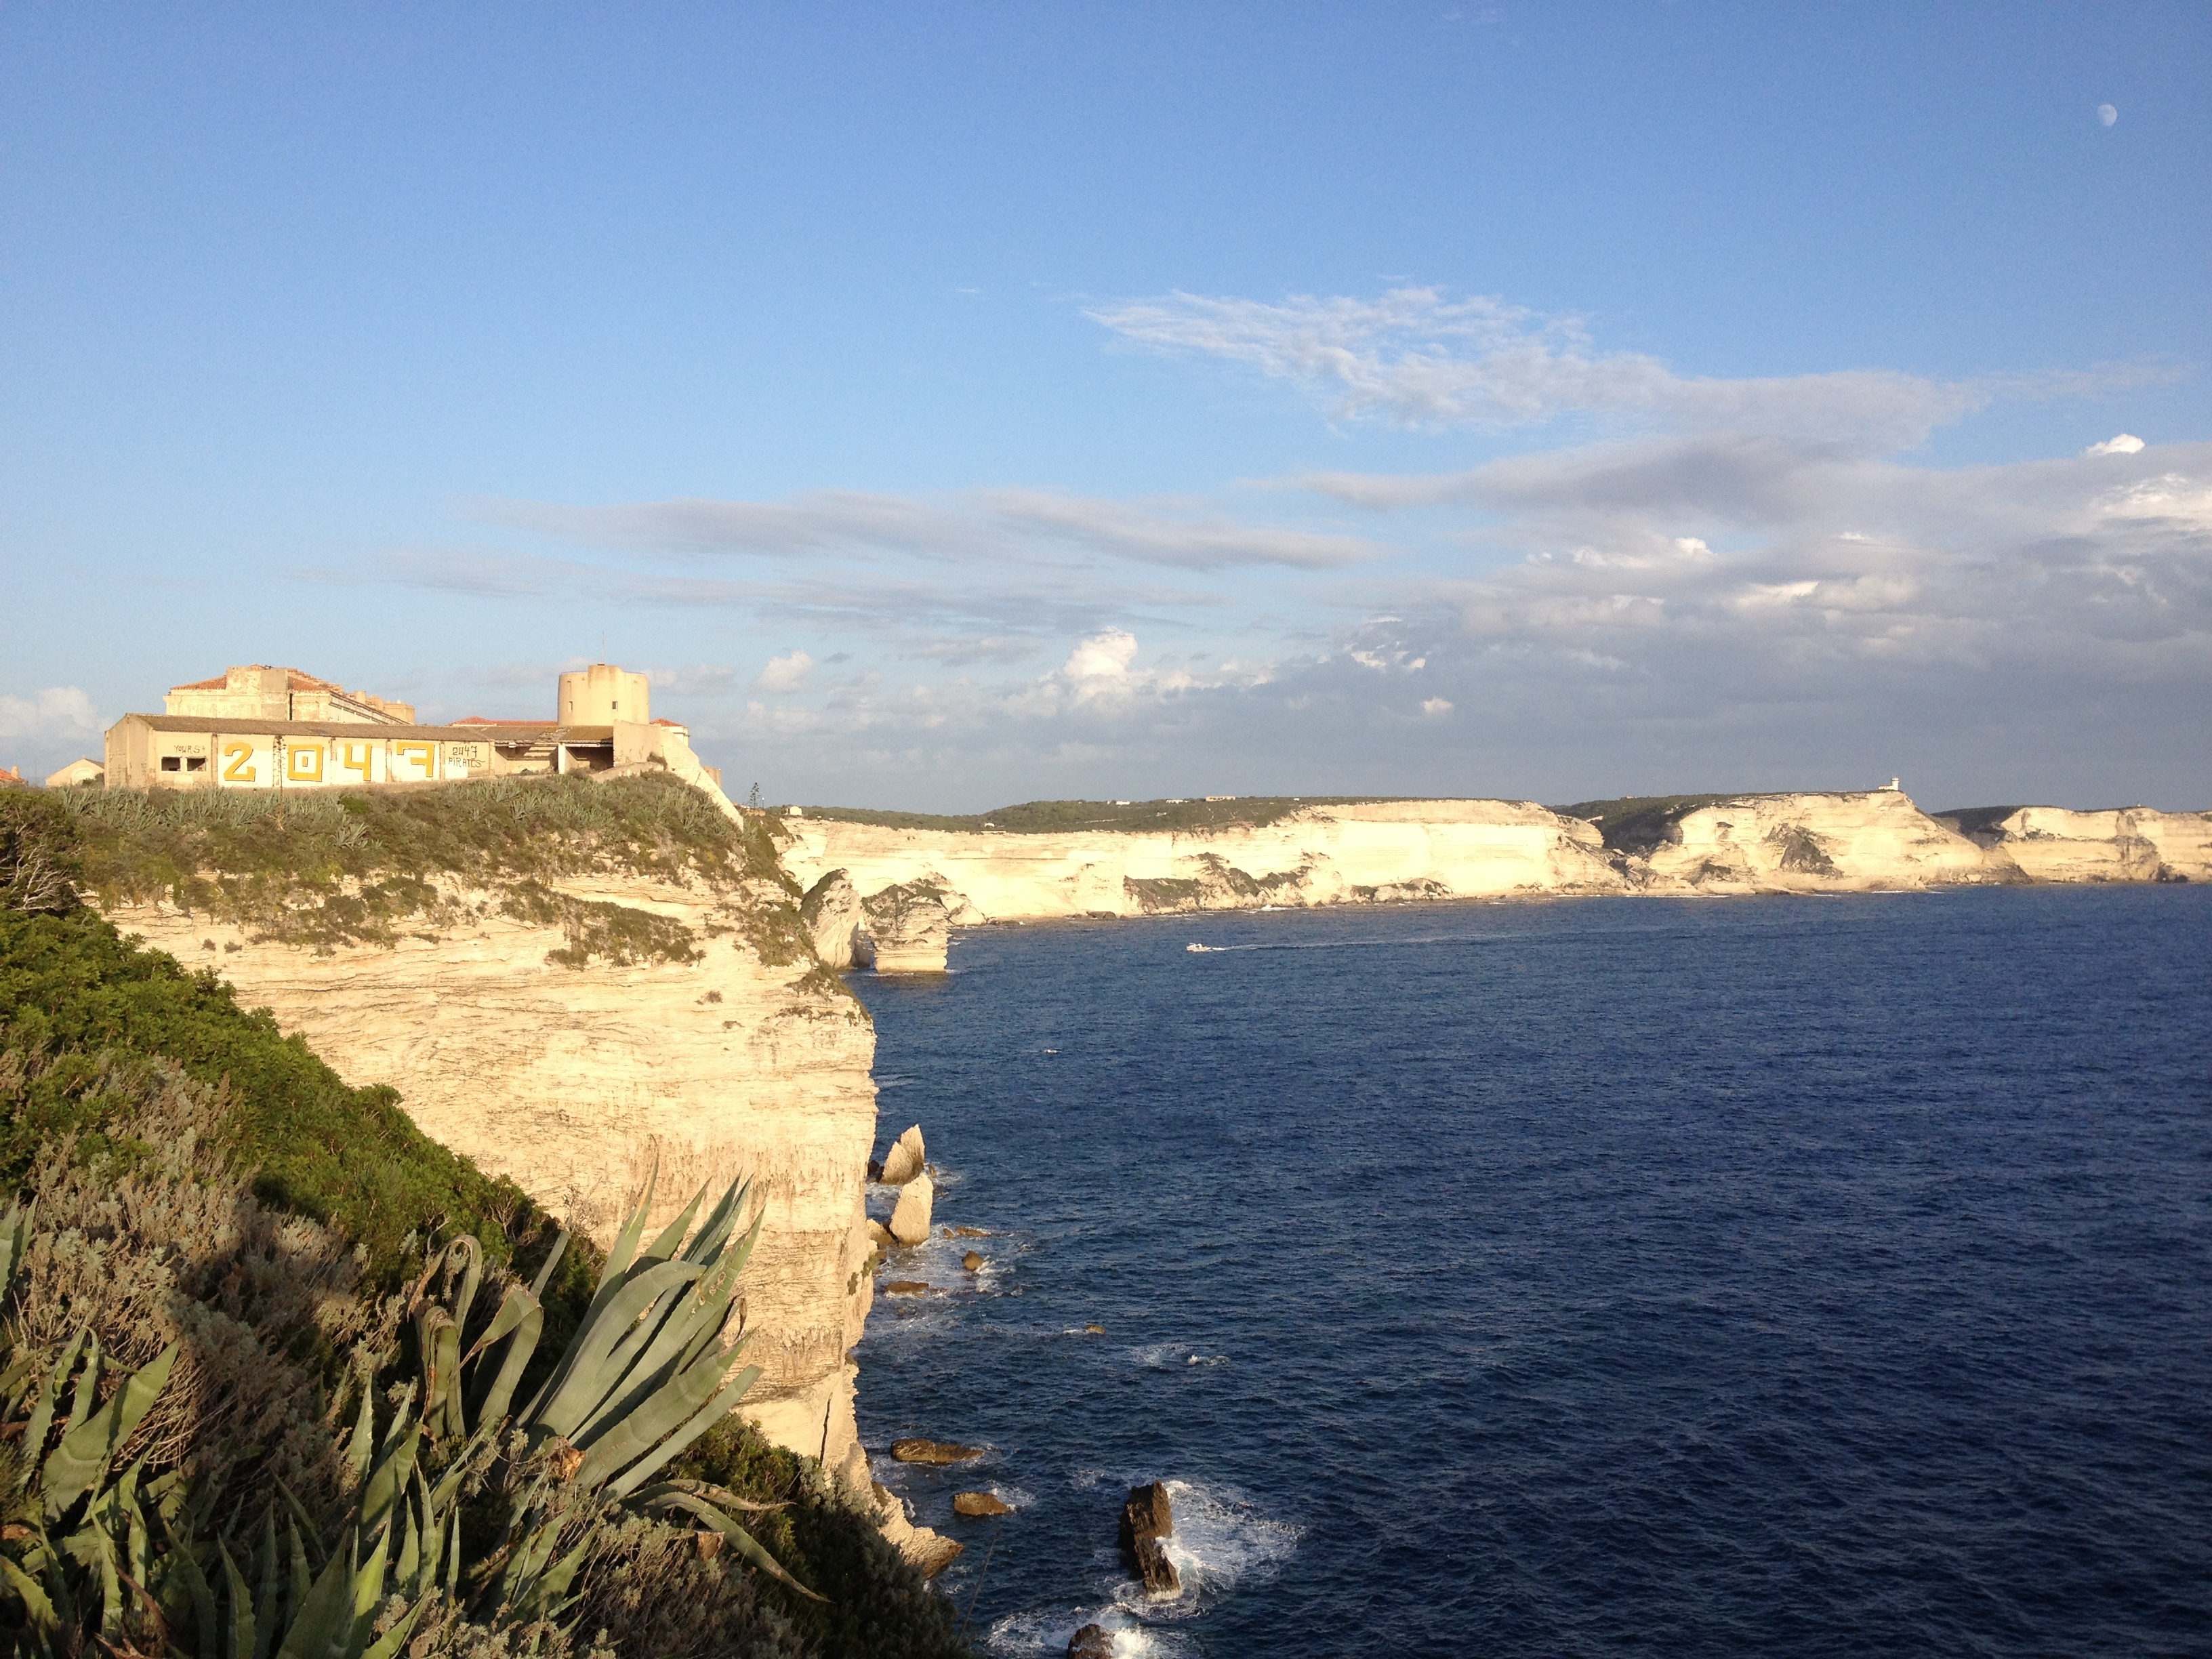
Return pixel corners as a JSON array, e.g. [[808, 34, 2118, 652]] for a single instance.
[[879, 1123, 926, 1187], [861, 881, 951, 972], [888, 1171, 935, 1245], [800, 868, 865, 968], [1118, 1481, 1179, 1597]]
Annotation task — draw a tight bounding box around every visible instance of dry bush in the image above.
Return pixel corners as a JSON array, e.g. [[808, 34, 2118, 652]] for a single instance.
[[3, 1048, 396, 1514]]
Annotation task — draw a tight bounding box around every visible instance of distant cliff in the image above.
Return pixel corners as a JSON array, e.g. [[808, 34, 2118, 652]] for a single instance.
[[781, 792, 2212, 922]]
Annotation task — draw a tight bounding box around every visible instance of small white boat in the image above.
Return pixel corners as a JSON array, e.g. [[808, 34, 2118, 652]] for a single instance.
[[1185, 942, 1216, 953]]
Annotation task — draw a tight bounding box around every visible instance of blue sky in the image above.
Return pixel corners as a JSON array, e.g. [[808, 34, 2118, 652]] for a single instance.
[[3, 3, 2206, 809]]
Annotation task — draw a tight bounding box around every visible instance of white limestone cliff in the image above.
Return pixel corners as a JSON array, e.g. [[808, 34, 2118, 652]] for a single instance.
[[98, 870, 882, 1484], [1969, 806, 2212, 884], [781, 793, 2211, 923]]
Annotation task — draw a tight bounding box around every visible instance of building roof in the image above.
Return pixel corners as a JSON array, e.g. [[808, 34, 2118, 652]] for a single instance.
[[169, 666, 348, 695], [112, 714, 613, 742]]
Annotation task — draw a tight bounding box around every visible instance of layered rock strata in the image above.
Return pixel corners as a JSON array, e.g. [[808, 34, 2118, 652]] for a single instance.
[[858, 881, 952, 972], [98, 870, 880, 1481], [783, 794, 2212, 924]]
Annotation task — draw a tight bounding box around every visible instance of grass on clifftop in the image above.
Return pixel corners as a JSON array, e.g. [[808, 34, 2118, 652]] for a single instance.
[[792, 794, 1424, 835], [45, 773, 799, 958]]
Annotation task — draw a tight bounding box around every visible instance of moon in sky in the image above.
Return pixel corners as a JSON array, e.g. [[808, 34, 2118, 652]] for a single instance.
[[2097, 104, 2118, 126]]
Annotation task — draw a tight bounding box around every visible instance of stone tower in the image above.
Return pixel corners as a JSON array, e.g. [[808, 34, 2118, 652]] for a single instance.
[[557, 663, 649, 726]]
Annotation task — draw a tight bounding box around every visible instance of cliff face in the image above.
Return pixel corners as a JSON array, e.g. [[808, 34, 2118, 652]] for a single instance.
[[101, 872, 880, 1480], [783, 799, 1627, 920], [1971, 806, 2212, 884], [1634, 791, 1999, 893], [785, 793, 2212, 922]]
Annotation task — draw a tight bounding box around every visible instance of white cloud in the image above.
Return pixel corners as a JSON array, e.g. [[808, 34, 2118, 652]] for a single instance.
[[0, 686, 101, 744], [1061, 630, 1139, 682], [1420, 697, 1454, 716], [1088, 285, 1987, 444], [2085, 432, 2145, 455], [753, 650, 815, 693]]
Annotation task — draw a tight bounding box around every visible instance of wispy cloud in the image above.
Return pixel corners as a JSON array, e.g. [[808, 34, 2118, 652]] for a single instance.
[[471, 486, 1378, 571], [1088, 286, 2120, 445]]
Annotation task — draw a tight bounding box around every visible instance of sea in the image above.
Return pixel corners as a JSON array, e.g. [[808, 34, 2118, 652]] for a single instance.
[[849, 886, 2212, 1658]]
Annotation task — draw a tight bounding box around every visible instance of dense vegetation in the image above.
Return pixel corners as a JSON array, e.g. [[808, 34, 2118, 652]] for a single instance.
[[792, 794, 1419, 835], [0, 789, 968, 1659]]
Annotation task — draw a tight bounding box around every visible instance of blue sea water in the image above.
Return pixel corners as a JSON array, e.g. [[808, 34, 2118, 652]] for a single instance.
[[848, 888, 2212, 1657]]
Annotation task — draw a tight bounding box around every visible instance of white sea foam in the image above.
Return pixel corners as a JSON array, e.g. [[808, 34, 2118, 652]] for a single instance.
[[1153, 1478, 1300, 1597], [984, 1608, 1187, 1657]]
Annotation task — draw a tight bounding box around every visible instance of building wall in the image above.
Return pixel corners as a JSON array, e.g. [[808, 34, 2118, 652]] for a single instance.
[[106, 718, 499, 790], [164, 666, 415, 724], [558, 664, 650, 726]]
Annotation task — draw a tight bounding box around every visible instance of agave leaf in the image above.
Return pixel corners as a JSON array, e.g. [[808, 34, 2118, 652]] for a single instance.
[[599, 1364, 760, 1502], [566, 1343, 728, 1494], [358, 1419, 420, 1542], [418, 1313, 463, 1441], [570, 1261, 745, 1455], [531, 1260, 705, 1440], [510, 1530, 592, 1626], [425, 1415, 499, 1516], [218, 1534, 257, 1659], [162, 1507, 219, 1659], [285, 1518, 311, 1635], [527, 1231, 569, 1300], [22, 1330, 86, 1480], [677, 1181, 745, 1266], [275, 1483, 325, 1574], [271, 1528, 358, 1659], [640, 1185, 707, 1265], [444, 1237, 483, 1346], [43, 1342, 176, 1522], [473, 1292, 542, 1429], [344, 1521, 393, 1659], [356, 1595, 426, 1659], [65, 1334, 101, 1439], [253, 1513, 280, 1659], [461, 1283, 537, 1369], [496, 1516, 565, 1613], [654, 1490, 824, 1602], [567, 1276, 710, 1450], [0, 1553, 59, 1632], [633, 1479, 789, 1514]]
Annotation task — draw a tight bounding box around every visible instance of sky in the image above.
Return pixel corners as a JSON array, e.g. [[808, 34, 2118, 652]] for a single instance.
[[3, 3, 2207, 811]]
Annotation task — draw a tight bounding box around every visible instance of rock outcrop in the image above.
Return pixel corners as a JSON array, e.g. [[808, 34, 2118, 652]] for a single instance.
[[953, 1491, 1013, 1517], [878, 1123, 925, 1187], [799, 868, 864, 967], [1067, 1627, 1115, 1659], [97, 865, 880, 1483], [1634, 790, 1996, 893], [889, 1437, 983, 1465], [888, 1172, 935, 1246], [1118, 1481, 1179, 1597], [858, 881, 951, 971], [1965, 806, 2212, 883]]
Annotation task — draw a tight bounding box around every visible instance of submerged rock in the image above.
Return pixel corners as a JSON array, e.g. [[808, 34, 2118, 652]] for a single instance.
[[880, 1280, 931, 1296], [889, 1437, 985, 1465], [952, 1491, 1012, 1517], [1118, 1481, 1179, 1597], [879, 1123, 926, 1186], [888, 1170, 935, 1245], [800, 868, 865, 968], [1067, 1625, 1115, 1658]]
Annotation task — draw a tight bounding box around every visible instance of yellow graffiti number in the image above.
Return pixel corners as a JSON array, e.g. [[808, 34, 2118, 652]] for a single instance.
[[222, 742, 255, 783], [287, 743, 324, 783], [396, 741, 434, 778], [339, 741, 375, 779]]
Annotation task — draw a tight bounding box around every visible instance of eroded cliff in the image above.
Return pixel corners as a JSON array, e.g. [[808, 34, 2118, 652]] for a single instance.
[[783, 791, 2212, 922], [68, 775, 882, 1486]]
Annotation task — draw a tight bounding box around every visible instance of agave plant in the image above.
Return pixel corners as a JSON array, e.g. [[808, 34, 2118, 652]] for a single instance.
[[394, 1169, 821, 1612], [0, 1170, 819, 1659]]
